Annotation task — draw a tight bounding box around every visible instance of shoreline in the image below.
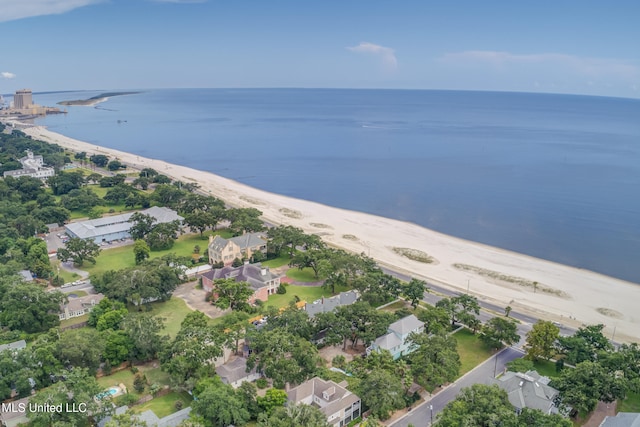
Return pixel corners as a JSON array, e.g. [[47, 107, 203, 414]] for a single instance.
[[18, 123, 640, 343]]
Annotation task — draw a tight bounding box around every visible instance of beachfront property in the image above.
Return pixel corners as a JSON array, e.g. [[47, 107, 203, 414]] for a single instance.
[[2, 150, 55, 180], [304, 290, 359, 318], [207, 232, 267, 266], [0, 89, 64, 117], [201, 262, 280, 304], [58, 293, 105, 320], [492, 370, 562, 416], [287, 377, 361, 427], [64, 206, 183, 244], [366, 314, 425, 360], [215, 356, 261, 388]]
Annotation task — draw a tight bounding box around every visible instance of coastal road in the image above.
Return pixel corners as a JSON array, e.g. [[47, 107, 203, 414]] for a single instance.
[[391, 347, 525, 427]]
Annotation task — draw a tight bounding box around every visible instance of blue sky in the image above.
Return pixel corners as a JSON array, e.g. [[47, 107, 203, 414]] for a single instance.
[[1, 0, 639, 98]]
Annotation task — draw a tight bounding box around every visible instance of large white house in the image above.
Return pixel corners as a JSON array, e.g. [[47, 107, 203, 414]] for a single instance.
[[3, 150, 55, 180]]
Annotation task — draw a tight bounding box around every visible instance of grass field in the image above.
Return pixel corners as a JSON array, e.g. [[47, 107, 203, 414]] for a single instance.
[[379, 300, 408, 312], [285, 267, 319, 282], [139, 297, 196, 339], [453, 328, 494, 377], [265, 284, 349, 308], [619, 391, 640, 412], [82, 230, 232, 277], [60, 314, 88, 328], [261, 256, 291, 268], [533, 359, 560, 379], [133, 391, 193, 418]]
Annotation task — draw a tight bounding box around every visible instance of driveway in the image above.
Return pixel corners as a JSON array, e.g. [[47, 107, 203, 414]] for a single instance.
[[173, 280, 229, 320]]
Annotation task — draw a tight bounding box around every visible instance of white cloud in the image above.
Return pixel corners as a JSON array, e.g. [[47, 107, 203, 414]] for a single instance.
[[347, 42, 398, 71], [0, 0, 104, 22], [1, 72, 16, 79], [440, 50, 639, 79]]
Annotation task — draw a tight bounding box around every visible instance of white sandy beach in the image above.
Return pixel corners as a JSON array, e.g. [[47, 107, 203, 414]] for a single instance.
[[21, 124, 640, 344]]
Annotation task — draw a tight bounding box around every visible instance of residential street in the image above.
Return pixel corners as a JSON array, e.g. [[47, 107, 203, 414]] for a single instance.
[[391, 347, 525, 427]]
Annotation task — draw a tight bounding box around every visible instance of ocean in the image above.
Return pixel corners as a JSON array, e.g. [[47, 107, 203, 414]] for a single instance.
[[30, 89, 640, 283]]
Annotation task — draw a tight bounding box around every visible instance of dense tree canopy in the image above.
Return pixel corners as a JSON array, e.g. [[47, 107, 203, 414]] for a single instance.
[[57, 236, 101, 266], [0, 283, 64, 333], [524, 320, 559, 361]]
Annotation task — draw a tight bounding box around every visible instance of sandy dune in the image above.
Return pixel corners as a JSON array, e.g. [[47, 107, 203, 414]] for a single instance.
[[22, 124, 640, 343]]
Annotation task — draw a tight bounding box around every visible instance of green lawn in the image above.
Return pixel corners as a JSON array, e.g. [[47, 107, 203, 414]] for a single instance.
[[261, 256, 291, 268], [285, 267, 319, 282], [97, 369, 138, 395], [453, 328, 494, 377], [60, 314, 89, 328], [379, 300, 408, 312], [139, 297, 196, 339], [66, 290, 88, 297], [265, 284, 349, 308], [133, 391, 193, 418], [619, 391, 640, 413], [82, 230, 232, 277], [52, 259, 81, 283], [533, 359, 560, 379]]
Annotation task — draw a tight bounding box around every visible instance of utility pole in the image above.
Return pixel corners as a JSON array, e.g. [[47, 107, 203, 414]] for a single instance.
[[430, 404, 433, 425], [494, 350, 499, 377]]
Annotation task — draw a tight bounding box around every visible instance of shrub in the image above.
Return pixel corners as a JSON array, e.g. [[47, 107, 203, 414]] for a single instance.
[[133, 373, 146, 393], [276, 284, 286, 294], [332, 355, 346, 369], [175, 400, 184, 410], [256, 378, 268, 389], [130, 366, 139, 374], [149, 383, 161, 396], [115, 393, 138, 407]]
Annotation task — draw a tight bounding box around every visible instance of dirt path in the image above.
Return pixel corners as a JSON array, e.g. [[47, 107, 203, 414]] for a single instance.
[[582, 401, 617, 427]]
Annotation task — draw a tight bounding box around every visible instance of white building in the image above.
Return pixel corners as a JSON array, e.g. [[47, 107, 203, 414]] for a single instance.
[[65, 206, 183, 244], [3, 150, 55, 180]]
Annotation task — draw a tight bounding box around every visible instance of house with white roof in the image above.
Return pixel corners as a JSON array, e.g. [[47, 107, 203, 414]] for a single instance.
[[366, 314, 425, 360], [3, 150, 55, 180], [64, 206, 183, 244]]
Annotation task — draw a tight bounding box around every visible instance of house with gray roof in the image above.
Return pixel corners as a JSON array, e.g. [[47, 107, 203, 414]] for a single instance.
[[304, 290, 359, 319], [492, 370, 563, 416], [208, 232, 267, 266], [201, 262, 280, 304], [98, 406, 191, 427], [59, 293, 105, 320], [0, 340, 26, 353], [600, 412, 640, 427], [18, 270, 33, 282], [215, 356, 261, 388], [367, 314, 425, 360], [287, 377, 361, 427], [64, 206, 183, 244]]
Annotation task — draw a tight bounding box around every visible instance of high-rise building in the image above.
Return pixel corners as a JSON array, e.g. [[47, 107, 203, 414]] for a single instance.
[[13, 89, 33, 109]]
